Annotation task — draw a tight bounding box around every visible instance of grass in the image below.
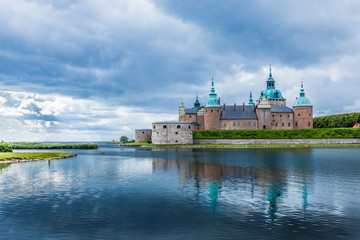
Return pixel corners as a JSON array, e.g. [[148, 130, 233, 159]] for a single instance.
[[113, 142, 153, 146], [0, 152, 72, 161], [10, 142, 98, 150], [193, 128, 360, 139]]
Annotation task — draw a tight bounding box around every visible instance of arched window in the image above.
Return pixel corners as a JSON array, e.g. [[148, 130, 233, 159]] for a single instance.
[[153, 125, 156, 129], [163, 125, 167, 128], [177, 125, 181, 129], [188, 125, 191, 129]]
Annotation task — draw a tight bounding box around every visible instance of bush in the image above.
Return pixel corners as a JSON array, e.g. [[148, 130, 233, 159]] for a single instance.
[[0, 141, 13, 152], [10, 143, 98, 150]]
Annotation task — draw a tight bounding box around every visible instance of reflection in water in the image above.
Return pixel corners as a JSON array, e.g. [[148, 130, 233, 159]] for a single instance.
[[0, 163, 10, 171], [152, 152, 313, 226]]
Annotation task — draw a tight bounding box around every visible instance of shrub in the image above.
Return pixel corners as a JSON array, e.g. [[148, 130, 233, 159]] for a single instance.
[[0, 141, 13, 152]]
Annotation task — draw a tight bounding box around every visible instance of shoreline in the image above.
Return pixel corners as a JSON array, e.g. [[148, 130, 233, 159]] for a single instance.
[[0, 153, 77, 165]]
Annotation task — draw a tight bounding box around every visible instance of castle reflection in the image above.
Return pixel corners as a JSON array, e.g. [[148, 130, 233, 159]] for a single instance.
[[152, 149, 313, 223]]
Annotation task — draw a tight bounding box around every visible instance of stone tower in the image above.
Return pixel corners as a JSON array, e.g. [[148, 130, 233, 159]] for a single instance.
[[293, 82, 313, 129], [204, 78, 221, 130], [256, 95, 272, 129]]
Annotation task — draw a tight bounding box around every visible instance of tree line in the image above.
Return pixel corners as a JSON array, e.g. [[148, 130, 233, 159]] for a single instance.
[[314, 112, 360, 128]]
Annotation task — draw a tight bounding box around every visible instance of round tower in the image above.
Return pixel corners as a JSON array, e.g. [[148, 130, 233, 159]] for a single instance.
[[204, 78, 221, 130], [293, 82, 313, 129]]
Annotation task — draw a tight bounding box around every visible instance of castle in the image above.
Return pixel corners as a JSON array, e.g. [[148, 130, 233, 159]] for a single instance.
[[179, 65, 313, 131], [135, 65, 313, 144]]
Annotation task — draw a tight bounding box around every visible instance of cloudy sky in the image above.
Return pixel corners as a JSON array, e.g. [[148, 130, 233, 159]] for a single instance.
[[0, 0, 359, 141]]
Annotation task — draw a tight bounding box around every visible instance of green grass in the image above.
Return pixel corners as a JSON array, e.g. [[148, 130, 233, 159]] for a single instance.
[[193, 128, 360, 139], [0, 152, 72, 161], [111, 142, 153, 146], [10, 142, 98, 150]]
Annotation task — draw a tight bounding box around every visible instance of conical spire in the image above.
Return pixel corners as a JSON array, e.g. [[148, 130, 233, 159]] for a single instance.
[[193, 93, 200, 109], [248, 91, 254, 105], [205, 77, 220, 107], [294, 81, 311, 106], [266, 63, 275, 89]]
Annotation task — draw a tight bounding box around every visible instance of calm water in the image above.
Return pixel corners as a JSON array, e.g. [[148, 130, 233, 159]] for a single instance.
[[0, 144, 360, 239]]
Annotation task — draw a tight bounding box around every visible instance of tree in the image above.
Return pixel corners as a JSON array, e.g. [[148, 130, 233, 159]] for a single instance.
[[120, 136, 129, 143]]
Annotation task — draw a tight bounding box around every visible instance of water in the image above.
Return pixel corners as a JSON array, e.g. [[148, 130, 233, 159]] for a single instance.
[[0, 143, 360, 239]]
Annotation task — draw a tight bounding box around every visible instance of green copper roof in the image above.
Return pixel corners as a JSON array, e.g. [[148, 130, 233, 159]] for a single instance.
[[248, 91, 254, 105], [205, 78, 221, 107], [258, 64, 285, 100], [193, 93, 200, 109], [294, 82, 311, 106]]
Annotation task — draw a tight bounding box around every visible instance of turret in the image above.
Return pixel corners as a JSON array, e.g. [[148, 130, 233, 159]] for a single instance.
[[293, 82, 313, 129], [193, 93, 201, 109], [204, 78, 221, 130], [248, 91, 254, 105]]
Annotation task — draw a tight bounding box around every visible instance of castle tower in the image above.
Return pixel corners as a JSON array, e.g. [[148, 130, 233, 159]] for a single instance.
[[256, 95, 272, 129], [293, 82, 313, 129], [204, 78, 221, 130], [258, 64, 286, 106]]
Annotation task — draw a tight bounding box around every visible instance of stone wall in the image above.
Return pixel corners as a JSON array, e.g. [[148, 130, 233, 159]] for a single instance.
[[194, 138, 360, 144], [152, 122, 193, 145], [135, 130, 152, 143]]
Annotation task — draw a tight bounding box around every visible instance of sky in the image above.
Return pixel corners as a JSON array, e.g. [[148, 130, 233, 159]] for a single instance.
[[0, 0, 360, 141]]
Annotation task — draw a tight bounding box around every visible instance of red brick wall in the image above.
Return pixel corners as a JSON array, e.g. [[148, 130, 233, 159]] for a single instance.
[[293, 106, 313, 129], [204, 107, 221, 130]]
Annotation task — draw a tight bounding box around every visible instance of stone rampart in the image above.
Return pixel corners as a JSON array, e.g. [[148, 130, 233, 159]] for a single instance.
[[194, 138, 360, 145]]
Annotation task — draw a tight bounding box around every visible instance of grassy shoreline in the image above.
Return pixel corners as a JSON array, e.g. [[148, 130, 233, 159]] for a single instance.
[[0, 152, 77, 164], [120, 142, 360, 149], [10, 142, 98, 149]]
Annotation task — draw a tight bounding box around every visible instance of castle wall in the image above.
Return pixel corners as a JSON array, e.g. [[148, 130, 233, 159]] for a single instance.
[[152, 122, 193, 145], [196, 114, 205, 130], [220, 119, 258, 130], [135, 130, 152, 143], [204, 107, 221, 130], [183, 114, 196, 122], [293, 106, 313, 129], [271, 113, 294, 129]]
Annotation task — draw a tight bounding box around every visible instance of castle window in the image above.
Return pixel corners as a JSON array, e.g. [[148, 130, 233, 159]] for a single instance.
[[288, 123, 290, 127], [217, 110, 219, 112], [224, 123, 226, 127], [248, 122, 251, 127], [280, 115, 282, 117], [309, 114, 311, 116], [215, 121, 217, 127], [288, 115, 290, 118], [238, 122, 240, 127], [207, 122, 209, 127], [206, 110, 208, 112], [233, 122, 235, 127], [243, 122, 246, 127], [276, 123, 278, 126], [163, 125, 167, 128], [188, 125, 191, 129], [308, 122, 311, 127], [189, 116, 192, 118], [254, 122, 256, 126], [211, 110, 213, 112], [282, 123, 284, 127], [200, 116, 203, 119], [298, 114, 301, 116], [175, 132, 178, 135], [295, 122, 298, 127], [153, 126, 155, 129], [175, 140, 178, 143], [143, 132, 144, 134], [272, 115, 274, 117], [200, 123, 202, 127], [177, 125, 181, 129]]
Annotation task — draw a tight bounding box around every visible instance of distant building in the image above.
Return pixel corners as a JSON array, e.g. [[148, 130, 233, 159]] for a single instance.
[[179, 65, 313, 130]]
